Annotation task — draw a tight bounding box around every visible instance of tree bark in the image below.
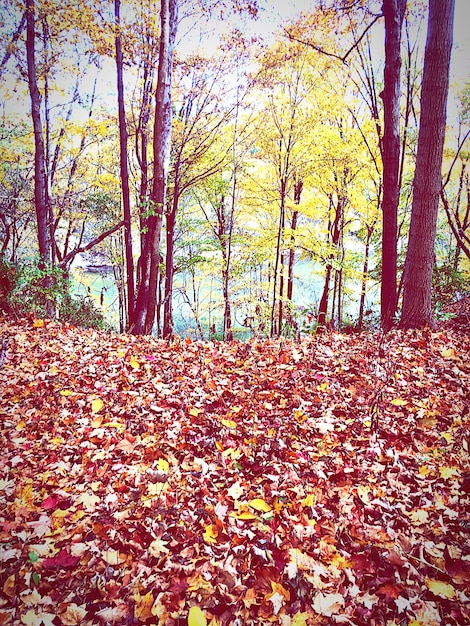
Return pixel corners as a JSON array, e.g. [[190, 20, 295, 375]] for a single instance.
[[115, 0, 135, 326], [131, 0, 178, 335], [400, 0, 455, 329], [380, 0, 406, 330], [26, 0, 50, 269]]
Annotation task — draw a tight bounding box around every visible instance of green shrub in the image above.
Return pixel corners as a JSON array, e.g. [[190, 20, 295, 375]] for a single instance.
[[0, 259, 108, 330]]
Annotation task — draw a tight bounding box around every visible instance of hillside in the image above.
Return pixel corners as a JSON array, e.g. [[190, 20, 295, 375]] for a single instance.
[[0, 317, 469, 625]]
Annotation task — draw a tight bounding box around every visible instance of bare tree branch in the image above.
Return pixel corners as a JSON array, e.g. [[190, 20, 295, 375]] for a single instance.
[[283, 14, 382, 65], [58, 220, 125, 268]]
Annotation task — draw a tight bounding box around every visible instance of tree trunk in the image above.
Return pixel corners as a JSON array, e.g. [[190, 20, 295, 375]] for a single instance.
[[26, 0, 50, 269], [380, 0, 406, 330], [131, 0, 178, 335], [115, 0, 135, 326], [400, 0, 455, 329], [270, 178, 287, 336], [163, 190, 177, 338], [358, 221, 376, 330], [287, 178, 303, 302], [317, 195, 343, 326]]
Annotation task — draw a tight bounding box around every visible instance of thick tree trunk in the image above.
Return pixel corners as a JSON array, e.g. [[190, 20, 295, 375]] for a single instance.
[[115, 0, 135, 325], [131, 0, 178, 335], [380, 0, 406, 330], [400, 0, 455, 329], [26, 0, 50, 268]]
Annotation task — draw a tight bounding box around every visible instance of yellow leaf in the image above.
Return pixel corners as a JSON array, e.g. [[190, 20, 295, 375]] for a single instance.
[[129, 357, 140, 369], [229, 510, 257, 520], [16, 420, 26, 430], [189, 408, 201, 417], [221, 418, 237, 429], [60, 389, 73, 397], [425, 577, 456, 599], [440, 347, 457, 359], [249, 498, 271, 512], [391, 398, 408, 406], [439, 466, 460, 479], [301, 494, 315, 507], [91, 416, 103, 428], [188, 606, 207, 626], [440, 431, 453, 444], [157, 458, 169, 471], [357, 485, 371, 504], [202, 523, 218, 544], [291, 612, 310, 626], [33, 319, 44, 328], [419, 465, 431, 477], [134, 590, 155, 621], [91, 398, 104, 414]]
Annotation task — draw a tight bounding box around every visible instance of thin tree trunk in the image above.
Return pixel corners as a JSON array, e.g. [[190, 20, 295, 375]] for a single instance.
[[26, 0, 50, 269], [400, 0, 455, 328], [380, 0, 406, 330], [287, 178, 303, 302], [271, 178, 287, 336], [115, 0, 135, 326], [163, 190, 178, 338]]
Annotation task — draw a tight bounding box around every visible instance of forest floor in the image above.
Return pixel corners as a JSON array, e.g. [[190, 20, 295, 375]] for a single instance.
[[0, 315, 469, 626]]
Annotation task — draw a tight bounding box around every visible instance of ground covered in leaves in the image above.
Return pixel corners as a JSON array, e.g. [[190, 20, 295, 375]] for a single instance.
[[0, 317, 469, 626]]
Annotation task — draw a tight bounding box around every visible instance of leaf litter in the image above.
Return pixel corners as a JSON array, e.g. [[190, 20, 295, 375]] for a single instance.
[[0, 317, 469, 625]]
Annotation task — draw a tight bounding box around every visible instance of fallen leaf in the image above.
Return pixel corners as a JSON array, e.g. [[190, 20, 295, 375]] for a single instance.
[[425, 578, 456, 599], [188, 605, 207, 626]]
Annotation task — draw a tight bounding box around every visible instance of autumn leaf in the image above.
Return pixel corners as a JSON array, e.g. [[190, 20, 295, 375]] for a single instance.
[[313, 592, 345, 616], [42, 549, 80, 569], [425, 577, 456, 599], [203, 523, 218, 544], [148, 538, 170, 557], [188, 606, 207, 626], [221, 418, 237, 429], [134, 590, 155, 621], [59, 603, 87, 625], [249, 498, 271, 512], [91, 398, 104, 413], [391, 397, 408, 406]]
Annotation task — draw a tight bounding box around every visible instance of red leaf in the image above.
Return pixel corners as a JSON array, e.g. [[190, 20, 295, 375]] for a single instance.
[[42, 549, 80, 569]]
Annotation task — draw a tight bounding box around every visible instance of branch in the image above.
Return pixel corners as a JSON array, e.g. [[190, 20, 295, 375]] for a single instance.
[[441, 129, 470, 190], [283, 14, 382, 65], [58, 220, 125, 268], [0, 12, 26, 80]]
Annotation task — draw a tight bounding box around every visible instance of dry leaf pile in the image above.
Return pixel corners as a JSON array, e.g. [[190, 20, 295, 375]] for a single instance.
[[0, 317, 469, 625]]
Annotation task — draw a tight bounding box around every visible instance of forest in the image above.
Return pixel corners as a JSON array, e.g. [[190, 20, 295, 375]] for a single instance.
[[1, 0, 470, 625], [0, 0, 468, 337]]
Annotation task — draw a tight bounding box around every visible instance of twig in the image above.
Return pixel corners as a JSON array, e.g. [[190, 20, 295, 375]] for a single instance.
[[0, 337, 9, 368]]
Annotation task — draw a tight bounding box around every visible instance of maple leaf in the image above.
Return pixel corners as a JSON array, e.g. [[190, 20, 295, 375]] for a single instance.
[[42, 549, 80, 569], [59, 603, 87, 625], [95, 603, 129, 623], [134, 590, 155, 621], [148, 538, 170, 557], [312, 592, 345, 617]]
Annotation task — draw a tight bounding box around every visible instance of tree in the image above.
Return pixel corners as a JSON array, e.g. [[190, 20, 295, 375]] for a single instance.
[[115, 0, 135, 325], [380, 0, 406, 330], [400, 0, 455, 329], [26, 0, 50, 270], [130, 0, 178, 335]]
